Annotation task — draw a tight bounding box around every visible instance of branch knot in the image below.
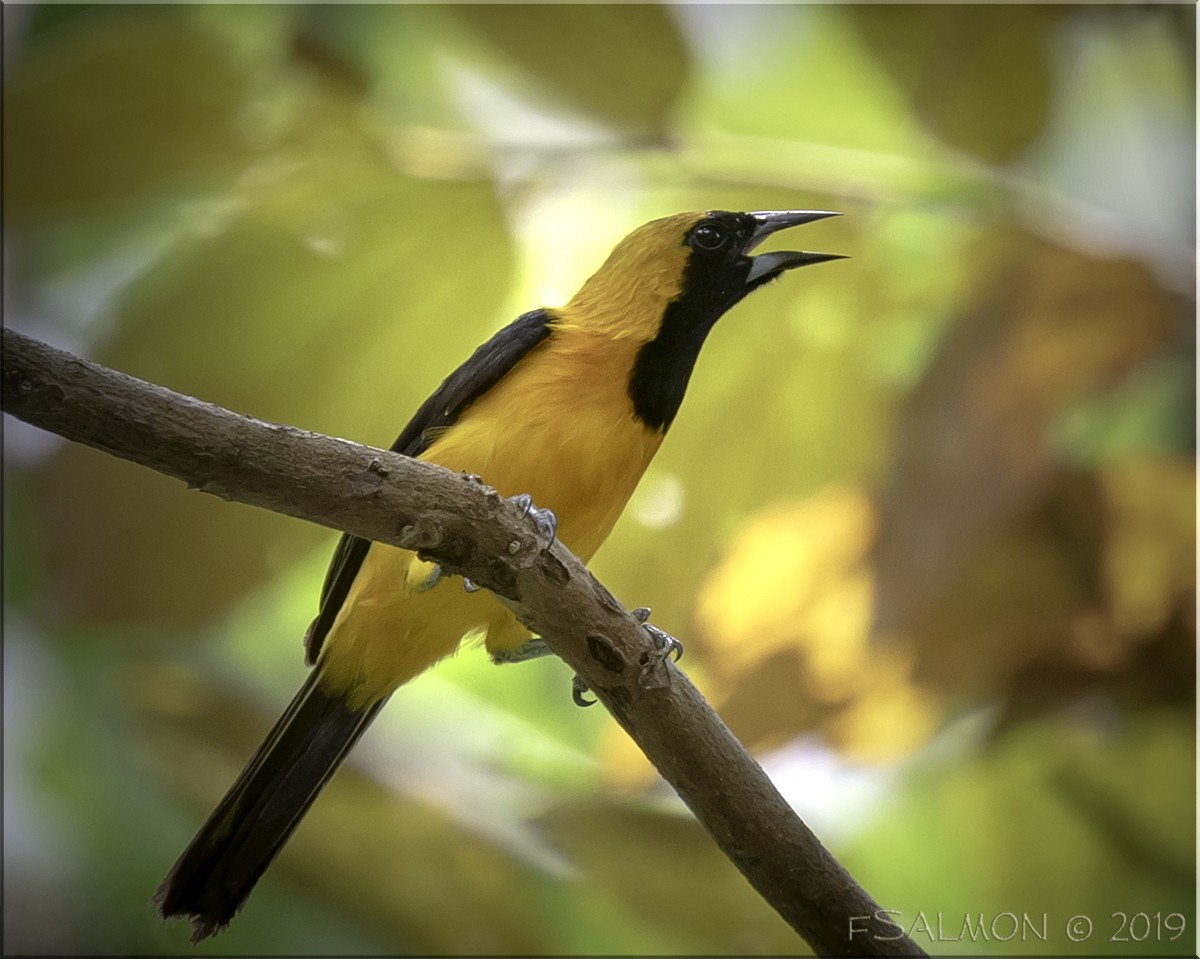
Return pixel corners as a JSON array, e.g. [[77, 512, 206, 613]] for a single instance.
[[586, 634, 627, 674], [396, 516, 444, 551]]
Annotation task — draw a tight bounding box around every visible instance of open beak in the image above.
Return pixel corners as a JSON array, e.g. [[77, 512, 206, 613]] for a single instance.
[[744, 210, 844, 284]]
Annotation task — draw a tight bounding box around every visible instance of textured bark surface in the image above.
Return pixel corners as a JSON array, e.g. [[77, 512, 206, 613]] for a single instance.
[[2, 327, 924, 957]]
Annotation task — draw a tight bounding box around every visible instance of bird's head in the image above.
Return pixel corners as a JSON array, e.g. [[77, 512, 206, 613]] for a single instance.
[[559, 209, 843, 432], [563, 209, 842, 342]]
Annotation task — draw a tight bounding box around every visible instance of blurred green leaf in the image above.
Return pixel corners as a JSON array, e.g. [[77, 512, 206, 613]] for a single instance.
[[451, 4, 689, 134], [5, 10, 256, 221], [23, 3, 107, 47], [842, 709, 1195, 956], [24, 38, 514, 625], [539, 802, 808, 955], [846, 5, 1066, 164], [684, 6, 932, 165], [2, 468, 44, 607]]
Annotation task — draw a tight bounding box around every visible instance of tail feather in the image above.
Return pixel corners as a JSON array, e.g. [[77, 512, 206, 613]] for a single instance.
[[155, 671, 385, 942]]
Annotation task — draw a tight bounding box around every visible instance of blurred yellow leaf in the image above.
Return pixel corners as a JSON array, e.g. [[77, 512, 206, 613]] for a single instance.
[[688, 486, 939, 760], [824, 642, 940, 762], [696, 488, 875, 686]]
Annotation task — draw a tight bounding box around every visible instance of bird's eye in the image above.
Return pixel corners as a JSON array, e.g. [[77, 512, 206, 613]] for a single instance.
[[691, 222, 727, 251]]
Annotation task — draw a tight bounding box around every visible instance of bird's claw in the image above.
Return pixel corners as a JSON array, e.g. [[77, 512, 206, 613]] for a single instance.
[[508, 493, 557, 548], [569, 608, 682, 706], [490, 638, 552, 664], [492, 641, 595, 707], [631, 606, 683, 662], [414, 563, 443, 593], [572, 673, 596, 708], [468, 495, 556, 594]]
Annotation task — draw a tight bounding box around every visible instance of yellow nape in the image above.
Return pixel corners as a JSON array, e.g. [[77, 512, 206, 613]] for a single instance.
[[559, 211, 706, 340]]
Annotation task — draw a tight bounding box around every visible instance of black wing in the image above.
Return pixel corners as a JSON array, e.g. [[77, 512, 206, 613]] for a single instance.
[[303, 309, 554, 664]]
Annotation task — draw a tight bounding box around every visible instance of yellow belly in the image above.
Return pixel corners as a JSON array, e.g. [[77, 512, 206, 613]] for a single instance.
[[316, 331, 662, 706]]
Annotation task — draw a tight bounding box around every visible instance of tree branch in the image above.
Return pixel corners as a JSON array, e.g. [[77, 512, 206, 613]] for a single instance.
[[2, 327, 924, 958]]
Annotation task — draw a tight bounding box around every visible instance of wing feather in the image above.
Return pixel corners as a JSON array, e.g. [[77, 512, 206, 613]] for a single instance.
[[303, 309, 554, 664]]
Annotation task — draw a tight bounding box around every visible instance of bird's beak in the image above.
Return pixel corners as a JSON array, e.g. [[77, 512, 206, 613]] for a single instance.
[[744, 210, 844, 284]]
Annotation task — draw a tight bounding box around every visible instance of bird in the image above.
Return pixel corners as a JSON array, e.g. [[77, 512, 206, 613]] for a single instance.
[[155, 208, 842, 941]]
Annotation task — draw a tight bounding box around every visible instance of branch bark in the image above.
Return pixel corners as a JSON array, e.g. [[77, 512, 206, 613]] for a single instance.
[[2, 327, 924, 958]]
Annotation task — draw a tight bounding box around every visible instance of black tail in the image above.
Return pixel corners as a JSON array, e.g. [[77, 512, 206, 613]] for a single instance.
[[155, 671, 386, 942]]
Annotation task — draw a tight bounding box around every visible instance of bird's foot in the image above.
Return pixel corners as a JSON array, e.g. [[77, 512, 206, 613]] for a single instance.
[[490, 638, 553, 664], [491, 643, 599, 708], [462, 496, 556, 594], [493, 640, 597, 708], [569, 607, 682, 707], [507, 492, 558, 548], [571, 673, 596, 708], [493, 638, 600, 708], [412, 562, 443, 593], [631, 606, 684, 662]]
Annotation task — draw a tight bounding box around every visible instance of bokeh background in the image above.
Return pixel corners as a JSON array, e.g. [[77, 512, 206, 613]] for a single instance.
[[3, 3, 1195, 955]]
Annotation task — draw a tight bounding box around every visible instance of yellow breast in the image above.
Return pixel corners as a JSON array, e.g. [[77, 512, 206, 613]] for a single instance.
[[317, 326, 663, 706], [424, 330, 662, 560]]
